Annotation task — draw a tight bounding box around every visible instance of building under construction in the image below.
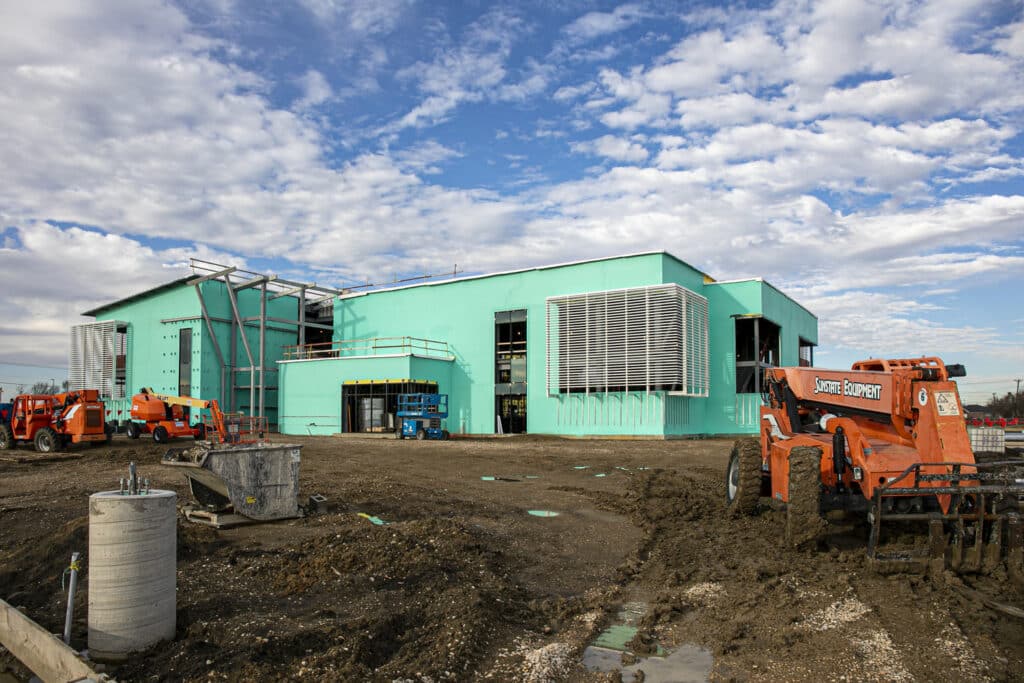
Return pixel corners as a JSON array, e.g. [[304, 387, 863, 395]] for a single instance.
[[70, 252, 817, 437]]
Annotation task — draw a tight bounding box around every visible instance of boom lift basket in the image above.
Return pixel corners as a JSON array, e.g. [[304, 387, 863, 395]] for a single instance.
[[204, 413, 268, 445]]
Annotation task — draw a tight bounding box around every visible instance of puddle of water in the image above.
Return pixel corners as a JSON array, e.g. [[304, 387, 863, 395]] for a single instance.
[[582, 644, 713, 683], [527, 510, 559, 517], [584, 602, 712, 682]]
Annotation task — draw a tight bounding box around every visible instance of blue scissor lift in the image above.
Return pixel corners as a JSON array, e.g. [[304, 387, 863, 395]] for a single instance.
[[396, 393, 450, 440]]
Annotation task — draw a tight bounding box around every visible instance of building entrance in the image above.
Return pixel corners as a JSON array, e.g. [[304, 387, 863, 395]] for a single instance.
[[495, 309, 526, 433]]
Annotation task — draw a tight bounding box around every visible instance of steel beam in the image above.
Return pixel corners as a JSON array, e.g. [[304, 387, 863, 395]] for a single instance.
[[187, 266, 236, 286], [233, 275, 276, 292], [223, 279, 256, 415], [193, 284, 227, 405], [259, 281, 267, 419], [269, 284, 306, 300], [242, 316, 332, 330]]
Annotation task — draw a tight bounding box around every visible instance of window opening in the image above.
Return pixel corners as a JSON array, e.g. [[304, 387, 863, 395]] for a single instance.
[[799, 338, 815, 367], [735, 317, 781, 394]]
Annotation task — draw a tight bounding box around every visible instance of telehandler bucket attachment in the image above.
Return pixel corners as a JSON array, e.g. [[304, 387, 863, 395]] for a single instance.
[[867, 460, 1024, 576], [163, 442, 302, 521]]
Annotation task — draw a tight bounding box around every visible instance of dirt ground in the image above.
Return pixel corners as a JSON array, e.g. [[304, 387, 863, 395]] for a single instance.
[[1, 435, 1022, 682]]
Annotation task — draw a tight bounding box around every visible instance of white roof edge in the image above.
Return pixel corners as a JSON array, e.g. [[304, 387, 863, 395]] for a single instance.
[[340, 250, 705, 299], [704, 277, 764, 286]]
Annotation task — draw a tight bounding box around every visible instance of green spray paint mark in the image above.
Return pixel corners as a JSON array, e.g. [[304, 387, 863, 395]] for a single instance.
[[527, 510, 560, 517]]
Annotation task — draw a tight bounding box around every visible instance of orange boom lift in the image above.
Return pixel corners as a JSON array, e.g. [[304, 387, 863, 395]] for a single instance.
[[127, 388, 226, 443], [726, 357, 1023, 572], [128, 388, 266, 446]]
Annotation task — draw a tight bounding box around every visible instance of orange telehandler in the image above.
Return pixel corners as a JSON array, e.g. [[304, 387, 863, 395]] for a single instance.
[[727, 357, 1023, 573], [0, 389, 112, 452]]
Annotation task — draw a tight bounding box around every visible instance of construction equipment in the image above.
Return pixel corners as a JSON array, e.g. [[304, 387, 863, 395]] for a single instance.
[[726, 357, 1024, 573], [164, 442, 302, 526], [126, 388, 216, 443], [396, 393, 450, 440], [0, 390, 112, 452]]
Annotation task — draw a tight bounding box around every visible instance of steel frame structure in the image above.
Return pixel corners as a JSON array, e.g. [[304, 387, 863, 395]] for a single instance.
[[188, 258, 345, 419]]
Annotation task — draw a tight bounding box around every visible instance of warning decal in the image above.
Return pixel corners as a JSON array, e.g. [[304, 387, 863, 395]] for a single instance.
[[935, 391, 959, 417]]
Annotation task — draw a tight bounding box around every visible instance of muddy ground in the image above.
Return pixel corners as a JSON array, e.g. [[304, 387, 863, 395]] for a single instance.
[[1, 435, 1022, 682]]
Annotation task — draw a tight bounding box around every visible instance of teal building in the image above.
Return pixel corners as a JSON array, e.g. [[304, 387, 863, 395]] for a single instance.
[[276, 252, 817, 438], [72, 252, 816, 437]]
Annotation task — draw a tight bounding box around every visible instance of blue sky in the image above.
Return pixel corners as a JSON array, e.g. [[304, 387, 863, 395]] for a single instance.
[[0, 0, 1022, 404]]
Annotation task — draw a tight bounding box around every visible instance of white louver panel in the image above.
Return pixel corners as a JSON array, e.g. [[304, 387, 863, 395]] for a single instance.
[[69, 320, 127, 398], [546, 284, 708, 397]]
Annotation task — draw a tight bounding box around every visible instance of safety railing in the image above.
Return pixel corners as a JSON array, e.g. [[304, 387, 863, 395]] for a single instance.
[[282, 336, 452, 361], [204, 414, 269, 445]]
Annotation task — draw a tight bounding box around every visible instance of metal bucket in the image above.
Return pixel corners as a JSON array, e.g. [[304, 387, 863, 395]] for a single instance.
[[166, 443, 302, 520]]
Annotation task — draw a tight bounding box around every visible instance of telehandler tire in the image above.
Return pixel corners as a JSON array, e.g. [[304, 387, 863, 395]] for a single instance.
[[34, 427, 60, 453], [785, 446, 826, 549], [0, 425, 13, 450], [726, 437, 762, 516]]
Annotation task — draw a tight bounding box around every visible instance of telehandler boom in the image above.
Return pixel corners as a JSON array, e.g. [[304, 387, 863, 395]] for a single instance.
[[726, 357, 1023, 573]]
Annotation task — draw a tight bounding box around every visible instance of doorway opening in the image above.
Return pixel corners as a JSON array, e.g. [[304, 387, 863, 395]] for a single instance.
[[735, 316, 780, 394], [341, 380, 437, 433], [495, 310, 527, 433]]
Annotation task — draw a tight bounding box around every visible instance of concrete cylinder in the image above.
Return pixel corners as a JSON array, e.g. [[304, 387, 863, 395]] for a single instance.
[[88, 490, 177, 661]]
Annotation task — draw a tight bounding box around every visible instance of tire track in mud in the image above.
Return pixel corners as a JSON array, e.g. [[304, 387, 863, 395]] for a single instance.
[[572, 468, 1023, 682]]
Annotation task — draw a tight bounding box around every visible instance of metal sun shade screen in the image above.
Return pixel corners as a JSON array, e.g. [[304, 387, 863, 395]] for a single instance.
[[546, 284, 709, 396], [69, 320, 128, 399]]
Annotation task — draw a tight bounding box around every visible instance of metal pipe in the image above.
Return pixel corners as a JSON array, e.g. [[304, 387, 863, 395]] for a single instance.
[[223, 279, 256, 416], [63, 552, 80, 645]]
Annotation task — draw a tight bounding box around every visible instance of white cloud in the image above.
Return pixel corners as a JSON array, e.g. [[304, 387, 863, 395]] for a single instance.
[[563, 4, 647, 44], [295, 69, 333, 108], [571, 135, 649, 163], [297, 0, 411, 33], [386, 10, 524, 131]]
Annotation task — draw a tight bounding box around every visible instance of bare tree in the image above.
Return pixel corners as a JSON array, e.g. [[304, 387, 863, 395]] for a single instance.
[[29, 380, 60, 395]]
